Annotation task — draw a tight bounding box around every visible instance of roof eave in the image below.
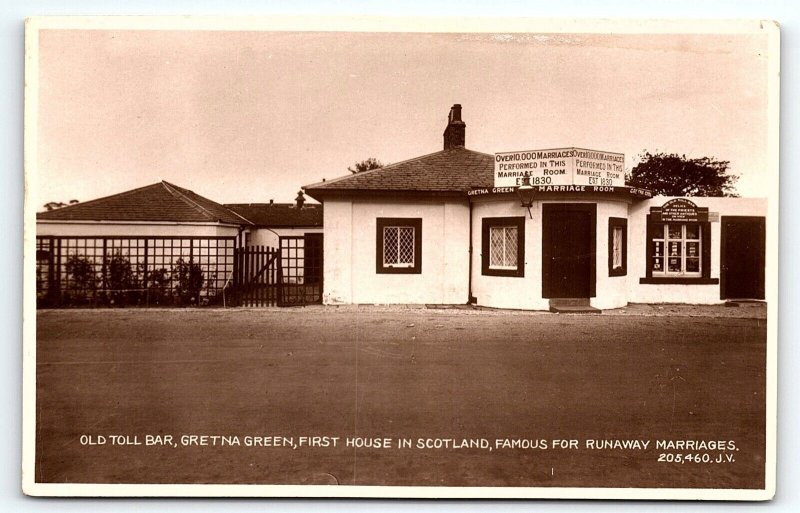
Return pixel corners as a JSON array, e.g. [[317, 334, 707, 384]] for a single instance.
[[303, 188, 470, 202]]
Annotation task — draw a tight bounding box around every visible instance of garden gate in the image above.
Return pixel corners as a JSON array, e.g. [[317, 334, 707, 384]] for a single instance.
[[233, 235, 323, 307]]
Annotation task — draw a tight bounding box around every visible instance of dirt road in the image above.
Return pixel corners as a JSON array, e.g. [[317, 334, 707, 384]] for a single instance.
[[34, 307, 767, 489]]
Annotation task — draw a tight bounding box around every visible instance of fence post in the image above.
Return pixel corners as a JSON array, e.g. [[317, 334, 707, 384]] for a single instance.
[[46, 237, 55, 306], [55, 238, 62, 306]]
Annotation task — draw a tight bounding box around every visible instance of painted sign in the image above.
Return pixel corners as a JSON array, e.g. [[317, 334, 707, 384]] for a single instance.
[[494, 147, 625, 188], [660, 198, 700, 222], [467, 185, 652, 199], [650, 198, 709, 223]]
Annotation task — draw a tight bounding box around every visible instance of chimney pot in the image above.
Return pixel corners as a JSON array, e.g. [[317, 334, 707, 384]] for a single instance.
[[443, 104, 466, 150], [295, 190, 306, 209]]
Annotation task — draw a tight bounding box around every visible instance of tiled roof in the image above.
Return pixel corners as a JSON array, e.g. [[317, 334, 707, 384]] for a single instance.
[[303, 146, 494, 198], [36, 181, 251, 225], [224, 203, 323, 228]]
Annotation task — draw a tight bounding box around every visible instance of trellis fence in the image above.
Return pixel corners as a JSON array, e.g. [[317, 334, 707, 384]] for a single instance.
[[35, 236, 236, 308]]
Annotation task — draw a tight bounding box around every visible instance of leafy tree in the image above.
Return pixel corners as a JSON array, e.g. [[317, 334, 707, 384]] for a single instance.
[[627, 152, 738, 197], [44, 199, 79, 211], [44, 202, 66, 211], [348, 158, 383, 174]]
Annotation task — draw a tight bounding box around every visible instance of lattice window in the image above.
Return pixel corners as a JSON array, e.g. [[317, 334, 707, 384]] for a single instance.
[[383, 226, 415, 267], [612, 226, 624, 269], [481, 217, 524, 277], [489, 226, 518, 269]]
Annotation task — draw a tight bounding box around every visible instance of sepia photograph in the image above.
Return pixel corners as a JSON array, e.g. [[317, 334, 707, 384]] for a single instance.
[[22, 16, 779, 499]]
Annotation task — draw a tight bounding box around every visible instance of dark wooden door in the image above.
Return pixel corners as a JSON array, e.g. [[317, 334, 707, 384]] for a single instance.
[[304, 233, 323, 285], [721, 217, 765, 299], [543, 204, 596, 298]]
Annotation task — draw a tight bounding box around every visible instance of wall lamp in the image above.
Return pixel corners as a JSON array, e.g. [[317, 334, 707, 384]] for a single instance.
[[516, 175, 535, 219]]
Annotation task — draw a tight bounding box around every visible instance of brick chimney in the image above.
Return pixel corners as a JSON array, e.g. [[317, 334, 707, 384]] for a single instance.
[[443, 104, 466, 150]]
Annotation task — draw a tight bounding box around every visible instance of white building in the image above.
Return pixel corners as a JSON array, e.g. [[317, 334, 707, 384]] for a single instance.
[[304, 105, 767, 312], [35, 181, 322, 307]]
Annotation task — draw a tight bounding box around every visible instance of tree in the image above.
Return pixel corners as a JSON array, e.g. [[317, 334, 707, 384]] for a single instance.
[[626, 152, 738, 197], [348, 158, 383, 174], [44, 199, 80, 211]]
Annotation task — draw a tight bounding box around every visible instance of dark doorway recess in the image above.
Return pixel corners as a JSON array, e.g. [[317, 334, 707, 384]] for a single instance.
[[304, 233, 324, 286], [721, 216, 765, 300], [542, 203, 597, 298]]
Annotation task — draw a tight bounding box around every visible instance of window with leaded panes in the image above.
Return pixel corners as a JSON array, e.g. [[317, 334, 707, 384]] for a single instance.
[[608, 217, 627, 277], [383, 226, 415, 267], [375, 218, 422, 274], [489, 226, 518, 269], [482, 217, 525, 277]]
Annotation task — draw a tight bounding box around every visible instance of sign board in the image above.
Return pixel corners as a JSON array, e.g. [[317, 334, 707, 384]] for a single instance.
[[650, 198, 709, 223], [661, 198, 700, 222], [494, 147, 625, 188], [468, 185, 653, 199]]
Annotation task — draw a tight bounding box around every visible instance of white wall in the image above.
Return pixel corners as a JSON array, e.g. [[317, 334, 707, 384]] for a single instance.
[[627, 196, 767, 304], [321, 195, 768, 309], [36, 221, 239, 238], [323, 201, 353, 303], [470, 200, 543, 310], [322, 198, 470, 305], [246, 227, 323, 247], [471, 197, 630, 311], [591, 200, 630, 310]]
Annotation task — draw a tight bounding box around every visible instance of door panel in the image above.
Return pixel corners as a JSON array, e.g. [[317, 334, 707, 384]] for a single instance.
[[721, 217, 765, 299], [543, 204, 596, 298]]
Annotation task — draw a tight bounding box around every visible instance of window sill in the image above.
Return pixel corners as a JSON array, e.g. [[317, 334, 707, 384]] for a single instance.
[[483, 268, 524, 278], [639, 277, 719, 285], [377, 266, 421, 275]]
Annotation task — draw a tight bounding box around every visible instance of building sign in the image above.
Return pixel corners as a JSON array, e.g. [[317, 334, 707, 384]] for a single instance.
[[650, 198, 709, 223], [494, 147, 625, 188], [467, 185, 652, 199]]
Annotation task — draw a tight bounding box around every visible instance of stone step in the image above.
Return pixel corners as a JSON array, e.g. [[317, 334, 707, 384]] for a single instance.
[[549, 298, 601, 314], [549, 298, 591, 307]]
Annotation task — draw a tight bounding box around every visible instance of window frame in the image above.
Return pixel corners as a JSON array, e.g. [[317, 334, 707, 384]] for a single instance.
[[608, 217, 627, 277], [481, 216, 525, 277], [375, 217, 422, 274], [654, 223, 702, 278], [640, 214, 718, 285]]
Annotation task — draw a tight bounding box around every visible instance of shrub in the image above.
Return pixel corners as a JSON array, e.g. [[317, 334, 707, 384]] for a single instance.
[[64, 254, 98, 304], [106, 251, 139, 306], [142, 266, 171, 306], [173, 258, 204, 305]]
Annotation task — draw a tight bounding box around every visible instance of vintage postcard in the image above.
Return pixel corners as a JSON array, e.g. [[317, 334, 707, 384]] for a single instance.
[[23, 16, 779, 499]]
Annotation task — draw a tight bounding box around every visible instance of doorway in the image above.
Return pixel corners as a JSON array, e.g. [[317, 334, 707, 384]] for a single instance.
[[542, 203, 596, 298], [721, 216, 765, 300]]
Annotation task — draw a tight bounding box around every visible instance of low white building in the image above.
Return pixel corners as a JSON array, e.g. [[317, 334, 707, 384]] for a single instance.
[[304, 105, 767, 311], [35, 181, 323, 307]]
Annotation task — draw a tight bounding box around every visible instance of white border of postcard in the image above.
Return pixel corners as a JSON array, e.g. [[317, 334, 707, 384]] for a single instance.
[[22, 15, 780, 500]]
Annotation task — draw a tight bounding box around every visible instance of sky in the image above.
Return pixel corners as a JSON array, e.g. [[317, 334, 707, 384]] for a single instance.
[[34, 27, 772, 207]]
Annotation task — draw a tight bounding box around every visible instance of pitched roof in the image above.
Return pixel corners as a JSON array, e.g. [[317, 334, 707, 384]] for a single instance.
[[224, 203, 323, 228], [303, 146, 494, 199], [36, 181, 251, 225]]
